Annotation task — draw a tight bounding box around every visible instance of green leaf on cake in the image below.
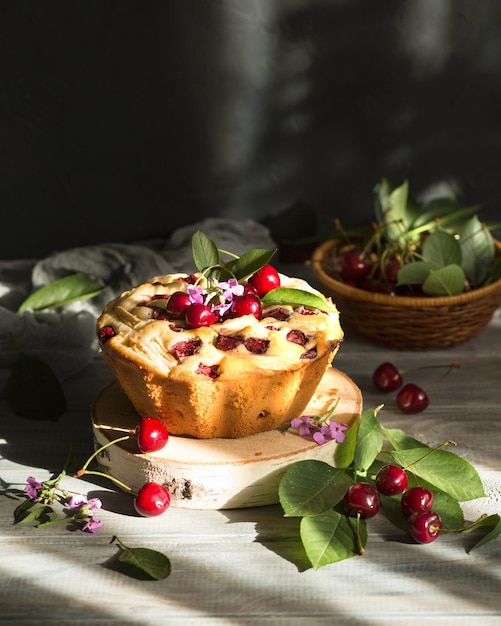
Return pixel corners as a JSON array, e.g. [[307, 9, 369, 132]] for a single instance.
[[226, 248, 277, 281], [261, 287, 328, 311], [192, 230, 220, 271]]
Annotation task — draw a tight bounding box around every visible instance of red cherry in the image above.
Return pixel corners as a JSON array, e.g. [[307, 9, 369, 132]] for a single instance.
[[342, 482, 380, 518], [248, 265, 281, 297], [166, 291, 191, 319], [372, 362, 403, 392], [184, 303, 217, 328], [241, 284, 259, 297], [407, 510, 442, 543], [341, 250, 372, 281], [396, 383, 429, 414], [230, 293, 262, 320], [135, 416, 169, 453], [401, 487, 434, 518], [375, 464, 408, 496], [134, 482, 171, 517]]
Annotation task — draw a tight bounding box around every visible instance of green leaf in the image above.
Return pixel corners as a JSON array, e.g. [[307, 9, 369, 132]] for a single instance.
[[6, 353, 67, 420], [410, 199, 477, 231], [300, 509, 366, 569], [390, 447, 486, 501], [459, 216, 495, 287], [354, 408, 384, 473], [226, 248, 277, 281], [17, 273, 104, 313], [396, 261, 439, 286], [261, 287, 330, 311], [485, 256, 501, 285], [191, 231, 220, 271], [13, 498, 37, 523], [112, 536, 171, 580], [279, 460, 353, 517], [333, 414, 360, 469], [422, 264, 465, 296], [15, 505, 57, 526], [466, 515, 501, 553], [422, 230, 462, 267], [383, 427, 429, 451]]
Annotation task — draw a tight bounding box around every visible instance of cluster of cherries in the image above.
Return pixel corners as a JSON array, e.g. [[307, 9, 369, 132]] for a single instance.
[[340, 249, 403, 295], [118, 416, 171, 517], [161, 264, 281, 329], [372, 362, 429, 414], [342, 464, 441, 544]]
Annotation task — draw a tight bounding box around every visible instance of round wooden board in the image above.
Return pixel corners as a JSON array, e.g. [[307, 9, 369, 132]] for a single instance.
[[91, 367, 362, 510]]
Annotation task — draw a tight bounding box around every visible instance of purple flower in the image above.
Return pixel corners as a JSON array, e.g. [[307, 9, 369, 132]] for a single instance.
[[187, 284, 205, 305], [81, 517, 104, 533], [313, 421, 348, 445], [291, 415, 315, 437], [24, 476, 43, 500], [67, 494, 87, 509], [219, 278, 244, 300]]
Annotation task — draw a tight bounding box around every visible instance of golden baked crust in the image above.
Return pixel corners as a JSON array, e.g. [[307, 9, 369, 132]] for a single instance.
[[97, 272, 343, 438]]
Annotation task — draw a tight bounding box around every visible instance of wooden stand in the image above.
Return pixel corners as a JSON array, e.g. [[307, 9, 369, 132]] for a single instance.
[[91, 368, 362, 510]]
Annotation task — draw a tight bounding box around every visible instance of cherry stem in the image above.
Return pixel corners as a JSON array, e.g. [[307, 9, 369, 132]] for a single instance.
[[73, 434, 131, 477], [355, 513, 365, 556], [400, 363, 460, 389], [403, 440, 457, 472], [76, 469, 133, 494]]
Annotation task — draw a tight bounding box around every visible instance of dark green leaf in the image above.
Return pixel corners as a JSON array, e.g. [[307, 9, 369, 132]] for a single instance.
[[6, 353, 66, 421], [226, 248, 277, 281], [112, 536, 171, 580], [300, 509, 366, 568], [422, 264, 465, 296], [15, 505, 57, 526], [191, 231, 220, 271], [354, 408, 384, 473], [13, 498, 37, 523], [396, 261, 438, 286], [411, 200, 477, 231], [279, 460, 353, 517], [422, 230, 462, 267], [466, 514, 501, 553], [17, 273, 104, 313], [390, 447, 486, 501], [261, 288, 330, 311], [460, 216, 495, 287], [485, 256, 501, 285]]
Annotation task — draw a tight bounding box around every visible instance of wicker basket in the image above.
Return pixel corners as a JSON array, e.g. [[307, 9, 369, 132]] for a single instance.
[[311, 238, 501, 350]]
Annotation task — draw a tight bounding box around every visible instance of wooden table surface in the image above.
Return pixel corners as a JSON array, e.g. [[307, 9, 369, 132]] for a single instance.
[[1, 279, 500, 625]]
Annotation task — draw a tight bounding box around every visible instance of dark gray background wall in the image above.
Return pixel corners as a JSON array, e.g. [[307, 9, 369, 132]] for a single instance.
[[1, 0, 500, 260]]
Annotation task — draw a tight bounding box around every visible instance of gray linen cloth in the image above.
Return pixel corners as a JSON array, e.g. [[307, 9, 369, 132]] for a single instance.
[[0, 219, 275, 392]]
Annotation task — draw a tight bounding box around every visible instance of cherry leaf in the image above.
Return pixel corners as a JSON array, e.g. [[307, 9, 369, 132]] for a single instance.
[[333, 413, 360, 469], [422, 264, 465, 296], [17, 273, 104, 313], [422, 230, 462, 267], [6, 353, 67, 421], [300, 509, 367, 569], [111, 536, 171, 580], [279, 460, 353, 517], [382, 427, 428, 451], [466, 515, 501, 553], [261, 287, 329, 311], [191, 230, 220, 271], [389, 448, 486, 502], [353, 407, 384, 473], [226, 248, 276, 281], [396, 261, 438, 287], [459, 216, 495, 287]]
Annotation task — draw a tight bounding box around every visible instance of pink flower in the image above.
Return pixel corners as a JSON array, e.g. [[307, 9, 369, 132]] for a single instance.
[[82, 517, 104, 533], [313, 421, 348, 445]]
